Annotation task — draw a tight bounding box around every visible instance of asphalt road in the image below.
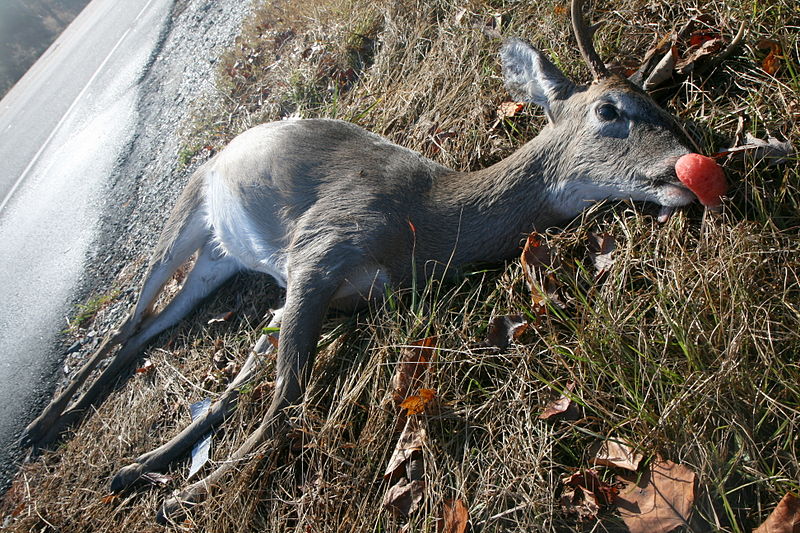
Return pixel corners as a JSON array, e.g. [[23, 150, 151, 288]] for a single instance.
[[0, 0, 175, 489]]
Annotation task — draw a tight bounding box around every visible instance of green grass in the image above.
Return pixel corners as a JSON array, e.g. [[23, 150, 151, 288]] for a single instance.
[[65, 289, 120, 332], [2, 0, 799, 531]]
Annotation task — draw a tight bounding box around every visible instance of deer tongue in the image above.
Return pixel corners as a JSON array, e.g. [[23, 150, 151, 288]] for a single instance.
[[657, 205, 675, 223]]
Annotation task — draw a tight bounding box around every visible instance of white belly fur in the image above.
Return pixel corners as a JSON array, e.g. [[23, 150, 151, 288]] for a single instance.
[[204, 170, 288, 287]]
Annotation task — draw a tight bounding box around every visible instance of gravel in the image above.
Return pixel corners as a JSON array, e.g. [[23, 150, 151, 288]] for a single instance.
[[4, 0, 253, 493], [79, 0, 252, 334]]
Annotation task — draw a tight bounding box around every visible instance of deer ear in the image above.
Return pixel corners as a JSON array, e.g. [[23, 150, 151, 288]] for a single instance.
[[501, 38, 576, 122]]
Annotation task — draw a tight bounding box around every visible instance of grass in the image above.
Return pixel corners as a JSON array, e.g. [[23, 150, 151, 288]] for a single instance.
[[2, 0, 799, 531], [64, 289, 120, 332]]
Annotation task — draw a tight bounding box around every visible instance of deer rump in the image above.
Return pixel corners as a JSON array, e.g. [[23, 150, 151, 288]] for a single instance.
[[23, 0, 723, 523]]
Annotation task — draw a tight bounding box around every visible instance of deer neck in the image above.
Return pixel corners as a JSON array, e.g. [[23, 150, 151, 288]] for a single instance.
[[420, 130, 575, 266]]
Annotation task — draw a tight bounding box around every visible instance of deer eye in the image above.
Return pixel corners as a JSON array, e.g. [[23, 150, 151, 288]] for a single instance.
[[596, 103, 619, 122]]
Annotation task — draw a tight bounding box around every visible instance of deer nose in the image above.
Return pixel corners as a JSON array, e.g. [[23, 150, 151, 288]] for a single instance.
[[675, 153, 727, 207]]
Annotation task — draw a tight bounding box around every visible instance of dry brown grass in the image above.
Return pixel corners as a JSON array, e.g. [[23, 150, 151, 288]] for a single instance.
[[3, 0, 799, 531]]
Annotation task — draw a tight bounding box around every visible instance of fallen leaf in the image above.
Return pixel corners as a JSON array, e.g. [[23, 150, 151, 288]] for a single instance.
[[561, 469, 617, 520], [539, 380, 577, 420], [222, 360, 238, 378], [405, 450, 424, 481], [479, 314, 528, 349], [587, 232, 616, 277], [754, 492, 800, 533], [564, 469, 618, 506], [675, 37, 724, 74], [615, 460, 695, 533], [521, 232, 551, 269], [101, 493, 120, 504], [561, 485, 600, 520], [688, 29, 718, 48], [521, 232, 564, 311], [400, 388, 436, 416], [453, 7, 469, 25], [759, 39, 782, 75], [384, 417, 427, 479], [207, 310, 234, 324], [498, 101, 525, 118], [10, 502, 26, 517], [629, 32, 674, 87], [383, 478, 425, 517], [439, 499, 469, 533], [591, 438, 643, 472], [718, 132, 795, 166], [390, 337, 436, 408], [643, 46, 677, 90], [135, 359, 154, 374], [267, 334, 279, 349]]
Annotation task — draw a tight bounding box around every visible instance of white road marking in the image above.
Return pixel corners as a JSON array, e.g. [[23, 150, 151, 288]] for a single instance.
[[0, 0, 158, 214]]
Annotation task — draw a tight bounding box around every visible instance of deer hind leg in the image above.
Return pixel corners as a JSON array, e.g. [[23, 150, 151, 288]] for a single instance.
[[22, 213, 211, 446], [26, 240, 240, 446], [110, 307, 284, 492], [156, 254, 351, 524]]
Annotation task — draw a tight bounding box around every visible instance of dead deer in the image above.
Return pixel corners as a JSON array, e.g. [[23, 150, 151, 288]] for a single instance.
[[23, 0, 725, 522]]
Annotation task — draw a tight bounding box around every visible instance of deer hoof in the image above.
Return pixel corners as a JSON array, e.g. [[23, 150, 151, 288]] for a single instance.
[[110, 462, 146, 493], [156, 485, 207, 525]]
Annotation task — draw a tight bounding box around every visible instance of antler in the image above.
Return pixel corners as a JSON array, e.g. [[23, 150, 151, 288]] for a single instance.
[[570, 0, 609, 80]]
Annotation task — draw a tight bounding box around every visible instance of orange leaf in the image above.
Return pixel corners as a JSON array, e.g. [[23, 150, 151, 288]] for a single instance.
[[689, 30, 718, 48], [267, 334, 279, 349], [759, 39, 782, 75], [754, 492, 800, 533], [615, 460, 695, 533], [439, 499, 469, 533], [249, 380, 275, 402], [101, 493, 120, 504], [521, 232, 564, 311], [400, 388, 436, 416], [675, 37, 723, 74], [497, 101, 525, 118], [391, 337, 436, 408], [563, 468, 618, 506]]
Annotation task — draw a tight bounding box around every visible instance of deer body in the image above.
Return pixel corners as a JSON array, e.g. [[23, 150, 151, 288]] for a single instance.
[[23, 1, 709, 521], [183, 117, 582, 297]]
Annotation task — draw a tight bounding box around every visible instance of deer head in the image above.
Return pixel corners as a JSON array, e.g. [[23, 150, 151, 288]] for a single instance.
[[499, 0, 707, 222]]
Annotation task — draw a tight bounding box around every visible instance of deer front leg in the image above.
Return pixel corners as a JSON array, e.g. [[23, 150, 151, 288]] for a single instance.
[[110, 308, 284, 492], [156, 260, 344, 524]]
